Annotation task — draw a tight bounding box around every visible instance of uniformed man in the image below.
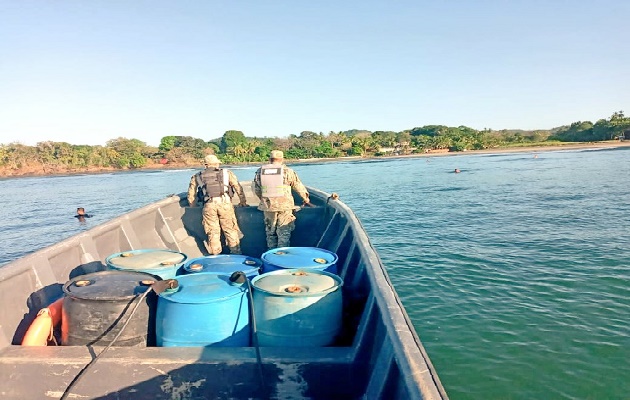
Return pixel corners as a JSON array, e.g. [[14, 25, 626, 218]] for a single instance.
[[253, 150, 312, 250], [187, 154, 248, 255]]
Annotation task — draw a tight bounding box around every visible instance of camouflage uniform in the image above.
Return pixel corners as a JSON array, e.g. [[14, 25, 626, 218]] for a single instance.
[[188, 168, 247, 255], [254, 162, 310, 250]]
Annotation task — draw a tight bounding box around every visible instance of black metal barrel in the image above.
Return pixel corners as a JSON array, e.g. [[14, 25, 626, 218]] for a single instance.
[[61, 270, 160, 346]]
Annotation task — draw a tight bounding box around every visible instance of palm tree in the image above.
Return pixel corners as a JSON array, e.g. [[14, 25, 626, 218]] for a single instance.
[[230, 144, 247, 161]]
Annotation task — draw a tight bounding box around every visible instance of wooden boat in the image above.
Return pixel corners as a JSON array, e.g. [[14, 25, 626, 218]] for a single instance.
[[0, 184, 447, 399]]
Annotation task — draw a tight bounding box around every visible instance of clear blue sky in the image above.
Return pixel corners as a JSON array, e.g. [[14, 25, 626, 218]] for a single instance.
[[1, 1, 628, 147]]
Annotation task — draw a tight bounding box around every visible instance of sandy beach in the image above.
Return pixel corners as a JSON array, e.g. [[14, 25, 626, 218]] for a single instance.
[[425, 140, 630, 156], [286, 140, 630, 166]]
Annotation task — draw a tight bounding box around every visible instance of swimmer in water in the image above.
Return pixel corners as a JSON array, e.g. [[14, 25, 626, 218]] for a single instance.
[[74, 207, 93, 222], [454, 168, 461, 173]]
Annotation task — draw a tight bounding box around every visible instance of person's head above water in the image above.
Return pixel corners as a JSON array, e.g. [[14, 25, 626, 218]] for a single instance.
[[454, 168, 461, 173], [75, 207, 92, 218]]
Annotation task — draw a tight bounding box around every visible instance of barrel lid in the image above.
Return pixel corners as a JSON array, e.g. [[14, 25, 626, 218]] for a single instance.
[[183, 255, 261, 275], [261, 247, 338, 268], [159, 273, 247, 304], [252, 269, 342, 296], [107, 249, 186, 271], [63, 271, 158, 300]]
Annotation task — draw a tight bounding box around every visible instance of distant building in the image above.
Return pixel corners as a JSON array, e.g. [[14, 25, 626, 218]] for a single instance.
[[379, 147, 396, 154], [378, 143, 416, 155]]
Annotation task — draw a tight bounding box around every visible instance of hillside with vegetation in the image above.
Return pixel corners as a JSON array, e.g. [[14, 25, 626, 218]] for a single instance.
[[1, 111, 628, 177]]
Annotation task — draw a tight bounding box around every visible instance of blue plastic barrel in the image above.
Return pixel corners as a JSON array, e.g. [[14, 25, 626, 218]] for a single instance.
[[106, 249, 187, 279], [251, 269, 343, 347], [260, 247, 338, 274], [156, 273, 250, 347], [181, 255, 261, 280]]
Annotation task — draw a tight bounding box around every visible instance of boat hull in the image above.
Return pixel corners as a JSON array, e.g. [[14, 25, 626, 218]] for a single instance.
[[0, 185, 447, 399]]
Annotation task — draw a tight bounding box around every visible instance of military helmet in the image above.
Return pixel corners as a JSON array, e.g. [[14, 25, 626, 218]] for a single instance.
[[270, 150, 284, 160], [204, 154, 221, 165]]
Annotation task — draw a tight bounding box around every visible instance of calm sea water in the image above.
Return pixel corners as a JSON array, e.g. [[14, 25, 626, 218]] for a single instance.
[[1, 148, 629, 399]]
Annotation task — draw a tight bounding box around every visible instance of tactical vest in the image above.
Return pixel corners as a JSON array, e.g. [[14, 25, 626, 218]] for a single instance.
[[197, 168, 230, 203], [260, 164, 286, 198]]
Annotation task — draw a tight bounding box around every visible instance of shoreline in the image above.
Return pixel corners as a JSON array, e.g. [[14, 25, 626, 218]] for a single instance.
[[2, 141, 629, 178], [260, 141, 630, 168]]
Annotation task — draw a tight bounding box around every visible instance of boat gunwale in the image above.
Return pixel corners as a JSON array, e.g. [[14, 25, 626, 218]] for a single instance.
[[310, 187, 447, 399]]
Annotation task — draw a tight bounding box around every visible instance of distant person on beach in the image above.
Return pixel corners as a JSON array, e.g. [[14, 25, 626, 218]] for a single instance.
[[74, 207, 92, 222], [187, 154, 248, 255], [254, 150, 312, 250]]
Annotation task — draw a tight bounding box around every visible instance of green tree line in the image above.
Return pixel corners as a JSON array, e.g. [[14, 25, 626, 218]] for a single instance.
[[1, 112, 628, 175]]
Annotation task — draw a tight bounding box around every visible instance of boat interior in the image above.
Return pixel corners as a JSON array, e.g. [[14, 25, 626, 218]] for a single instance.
[[0, 187, 445, 399]]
